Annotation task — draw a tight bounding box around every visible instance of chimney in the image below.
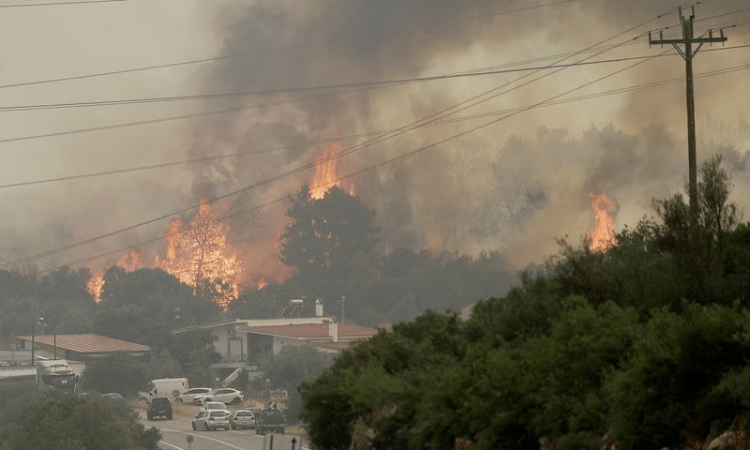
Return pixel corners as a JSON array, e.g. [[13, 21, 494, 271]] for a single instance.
[[328, 317, 338, 342], [315, 299, 323, 317]]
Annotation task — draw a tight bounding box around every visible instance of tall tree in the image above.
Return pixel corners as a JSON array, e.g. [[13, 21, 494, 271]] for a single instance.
[[280, 183, 380, 280]]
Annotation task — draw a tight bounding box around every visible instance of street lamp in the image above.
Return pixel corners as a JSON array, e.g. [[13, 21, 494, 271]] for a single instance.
[[32, 317, 45, 364]]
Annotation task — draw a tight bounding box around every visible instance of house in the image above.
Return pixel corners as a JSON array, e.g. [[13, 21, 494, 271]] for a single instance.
[[172, 314, 378, 364], [237, 317, 378, 359]]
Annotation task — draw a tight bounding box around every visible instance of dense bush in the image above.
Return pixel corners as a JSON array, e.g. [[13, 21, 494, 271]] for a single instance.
[[300, 155, 750, 450]]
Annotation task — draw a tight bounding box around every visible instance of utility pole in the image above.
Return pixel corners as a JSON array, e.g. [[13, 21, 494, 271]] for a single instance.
[[649, 7, 727, 218]]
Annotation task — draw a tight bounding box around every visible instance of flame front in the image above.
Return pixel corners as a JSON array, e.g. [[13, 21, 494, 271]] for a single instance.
[[87, 203, 242, 310], [157, 202, 242, 310], [587, 191, 616, 253], [310, 142, 355, 199]]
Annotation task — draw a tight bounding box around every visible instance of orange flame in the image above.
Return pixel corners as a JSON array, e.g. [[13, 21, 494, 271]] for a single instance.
[[157, 201, 242, 310], [87, 250, 143, 303], [310, 142, 355, 199], [587, 191, 617, 253], [87, 203, 243, 310]]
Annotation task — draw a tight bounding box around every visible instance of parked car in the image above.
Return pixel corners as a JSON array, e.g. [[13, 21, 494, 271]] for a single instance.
[[230, 410, 256, 430], [177, 387, 211, 404], [255, 408, 286, 435], [193, 388, 244, 405], [192, 409, 231, 431], [147, 397, 173, 421], [202, 402, 229, 411]]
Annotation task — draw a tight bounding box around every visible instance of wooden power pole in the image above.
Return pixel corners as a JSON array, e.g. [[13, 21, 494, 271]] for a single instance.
[[649, 7, 727, 217]]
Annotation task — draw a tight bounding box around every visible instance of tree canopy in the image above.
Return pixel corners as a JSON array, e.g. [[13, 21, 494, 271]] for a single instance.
[[280, 183, 380, 280], [0, 387, 161, 450], [299, 155, 750, 450]]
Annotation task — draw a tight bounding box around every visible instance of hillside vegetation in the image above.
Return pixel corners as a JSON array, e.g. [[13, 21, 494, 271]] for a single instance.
[[300, 155, 750, 450]]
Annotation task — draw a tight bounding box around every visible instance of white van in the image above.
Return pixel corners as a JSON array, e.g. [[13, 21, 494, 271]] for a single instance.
[[147, 378, 189, 399]]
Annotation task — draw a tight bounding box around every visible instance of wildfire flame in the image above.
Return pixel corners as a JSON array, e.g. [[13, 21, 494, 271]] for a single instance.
[[157, 201, 242, 310], [87, 250, 143, 303], [87, 202, 243, 310], [587, 191, 617, 253], [310, 142, 355, 199]]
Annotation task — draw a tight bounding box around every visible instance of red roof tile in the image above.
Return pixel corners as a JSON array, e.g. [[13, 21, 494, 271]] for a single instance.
[[16, 334, 150, 354], [237, 323, 378, 339]]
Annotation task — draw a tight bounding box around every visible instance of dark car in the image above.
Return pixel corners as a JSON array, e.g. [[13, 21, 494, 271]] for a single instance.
[[255, 408, 286, 435], [147, 397, 173, 420]]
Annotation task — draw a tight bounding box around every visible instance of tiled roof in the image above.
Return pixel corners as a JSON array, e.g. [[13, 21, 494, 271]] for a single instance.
[[237, 323, 378, 340], [15, 334, 150, 354]]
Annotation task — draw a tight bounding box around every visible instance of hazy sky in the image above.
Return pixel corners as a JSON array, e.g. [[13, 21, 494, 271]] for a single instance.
[[0, 0, 748, 282]]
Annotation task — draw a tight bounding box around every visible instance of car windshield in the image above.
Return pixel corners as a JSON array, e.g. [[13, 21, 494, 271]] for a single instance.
[[152, 398, 170, 405], [236, 412, 252, 417]]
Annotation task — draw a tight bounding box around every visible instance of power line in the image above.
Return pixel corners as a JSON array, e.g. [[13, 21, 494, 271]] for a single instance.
[[0, 0, 573, 91], [6, 41, 748, 114], [456, 0, 577, 22], [0, 54, 681, 113], [0, 0, 126, 7], [2, 59, 747, 192], [0, 7, 682, 270]]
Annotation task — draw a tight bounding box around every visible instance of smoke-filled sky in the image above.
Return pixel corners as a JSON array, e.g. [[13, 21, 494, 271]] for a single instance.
[[0, 0, 748, 283]]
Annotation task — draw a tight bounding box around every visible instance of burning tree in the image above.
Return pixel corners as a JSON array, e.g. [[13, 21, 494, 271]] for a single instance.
[[158, 202, 242, 309], [587, 191, 617, 253]]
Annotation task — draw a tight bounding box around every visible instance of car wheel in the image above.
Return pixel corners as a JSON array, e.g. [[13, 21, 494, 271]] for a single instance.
[[147, 414, 152, 421], [231, 424, 235, 430], [204, 398, 212, 403], [232, 397, 240, 404], [281, 429, 285, 434], [192, 422, 196, 430], [255, 426, 261, 435], [167, 414, 173, 420]]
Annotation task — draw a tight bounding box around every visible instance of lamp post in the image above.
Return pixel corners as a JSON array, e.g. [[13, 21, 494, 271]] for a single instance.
[[31, 319, 35, 365], [341, 296, 345, 325]]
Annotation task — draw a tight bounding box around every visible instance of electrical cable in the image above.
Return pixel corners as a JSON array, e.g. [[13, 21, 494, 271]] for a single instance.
[[1, 57, 747, 191], [0, 0, 573, 91], [0, 54, 684, 113], [0, 0, 126, 7]]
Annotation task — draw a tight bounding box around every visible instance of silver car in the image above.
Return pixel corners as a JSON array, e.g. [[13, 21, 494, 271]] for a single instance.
[[230, 410, 256, 430], [192, 410, 231, 431]]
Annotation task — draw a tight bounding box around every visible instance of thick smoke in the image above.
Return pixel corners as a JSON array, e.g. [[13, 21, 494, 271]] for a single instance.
[[191, 0, 750, 274], [0, 0, 747, 280]]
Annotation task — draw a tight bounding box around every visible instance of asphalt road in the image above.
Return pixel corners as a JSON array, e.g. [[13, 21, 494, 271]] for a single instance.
[[142, 415, 307, 450]]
